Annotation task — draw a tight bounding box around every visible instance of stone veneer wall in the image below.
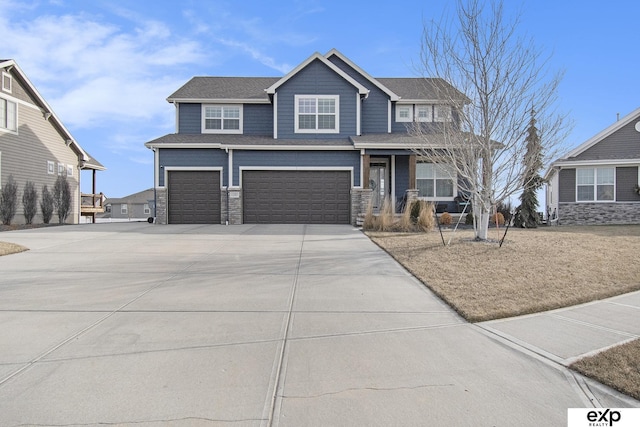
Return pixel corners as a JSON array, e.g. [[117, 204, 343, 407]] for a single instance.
[[351, 188, 372, 225], [558, 202, 640, 225], [227, 187, 243, 225], [155, 187, 167, 224]]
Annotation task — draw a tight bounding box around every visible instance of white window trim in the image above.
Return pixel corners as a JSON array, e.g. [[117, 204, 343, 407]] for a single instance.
[[395, 104, 413, 122], [294, 95, 340, 134], [576, 167, 616, 202], [1, 72, 11, 93], [201, 104, 243, 134], [121, 204, 128, 215], [416, 105, 433, 122], [143, 204, 151, 215], [0, 96, 17, 133], [58, 163, 65, 176], [47, 161, 55, 175], [416, 162, 457, 201], [67, 165, 74, 177]]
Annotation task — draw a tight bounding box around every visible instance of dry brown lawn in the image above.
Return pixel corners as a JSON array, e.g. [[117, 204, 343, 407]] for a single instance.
[[571, 338, 640, 401], [0, 241, 28, 256], [368, 225, 640, 323]]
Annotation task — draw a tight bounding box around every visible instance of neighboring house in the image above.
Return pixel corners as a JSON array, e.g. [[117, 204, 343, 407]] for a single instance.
[[545, 107, 640, 225], [100, 188, 155, 221], [145, 49, 467, 225], [0, 59, 105, 224]]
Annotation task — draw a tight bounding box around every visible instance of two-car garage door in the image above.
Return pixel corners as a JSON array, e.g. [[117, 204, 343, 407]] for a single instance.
[[243, 170, 351, 224], [167, 170, 351, 224]]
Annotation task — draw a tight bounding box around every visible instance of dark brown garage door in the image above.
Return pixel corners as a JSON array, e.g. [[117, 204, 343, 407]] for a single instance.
[[168, 171, 221, 224], [243, 170, 351, 224]]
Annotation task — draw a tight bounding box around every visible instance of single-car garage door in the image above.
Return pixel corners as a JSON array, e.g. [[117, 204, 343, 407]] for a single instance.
[[168, 171, 221, 224], [243, 170, 350, 224]]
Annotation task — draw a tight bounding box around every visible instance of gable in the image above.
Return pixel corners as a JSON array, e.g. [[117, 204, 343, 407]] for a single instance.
[[569, 116, 640, 161]]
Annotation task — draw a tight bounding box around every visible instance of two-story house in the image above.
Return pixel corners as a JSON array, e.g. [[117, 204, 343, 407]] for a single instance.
[[0, 59, 104, 225], [144, 49, 466, 225]]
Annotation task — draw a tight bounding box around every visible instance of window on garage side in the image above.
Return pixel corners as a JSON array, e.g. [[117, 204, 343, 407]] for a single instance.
[[416, 163, 456, 199], [202, 105, 242, 134], [577, 167, 615, 201], [295, 95, 339, 133]]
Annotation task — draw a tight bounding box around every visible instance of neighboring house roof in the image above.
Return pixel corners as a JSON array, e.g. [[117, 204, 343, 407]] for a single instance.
[[105, 188, 154, 205], [167, 77, 279, 103], [0, 59, 102, 169], [265, 52, 370, 96], [545, 106, 640, 178]]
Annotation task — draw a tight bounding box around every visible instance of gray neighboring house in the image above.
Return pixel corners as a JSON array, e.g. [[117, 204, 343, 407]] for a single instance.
[[545, 107, 640, 225], [0, 59, 105, 224], [101, 188, 155, 221], [145, 49, 468, 225]]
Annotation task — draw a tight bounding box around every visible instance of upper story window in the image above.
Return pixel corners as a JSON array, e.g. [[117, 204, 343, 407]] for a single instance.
[[416, 162, 456, 199], [0, 97, 17, 132], [416, 105, 433, 122], [2, 72, 11, 93], [202, 105, 242, 134], [434, 105, 453, 122], [395, 105, 413, 122], [295, 95, 340, 133], [577, 167, 615, 201]]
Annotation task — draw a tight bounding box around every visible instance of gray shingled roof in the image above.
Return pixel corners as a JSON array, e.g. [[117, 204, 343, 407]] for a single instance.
[[168, 77, 279, 101], [167, 76, 466, 103], [377, 78, 467, 102]]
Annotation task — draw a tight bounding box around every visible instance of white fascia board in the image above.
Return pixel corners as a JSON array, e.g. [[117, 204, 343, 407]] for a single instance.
[[324, 48, 400, 101], [352, 142, 444, 150], [552, 158, 640, 168], [563, 106, 640, 159], [266, 52, 369, 96], [166, 98, 269, 104], [144, 142, 223, 149], [2, 60, 89, 162], [220, 144, 356, 151], [396, 99, 444, 104]]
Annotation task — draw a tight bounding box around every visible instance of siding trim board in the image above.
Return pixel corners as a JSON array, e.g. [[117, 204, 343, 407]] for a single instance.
[[163, 166, 224, 190]]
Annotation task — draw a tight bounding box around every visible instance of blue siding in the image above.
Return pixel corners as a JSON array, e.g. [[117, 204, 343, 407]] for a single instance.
[[394, 155, 410, 203], [158, 148, 228, 186], [178, 103, 201, 134], [276, 59, 359, 139], [244, 104, 273, 135], [328, 55, 389, 134], [233, 150, 361, 187]]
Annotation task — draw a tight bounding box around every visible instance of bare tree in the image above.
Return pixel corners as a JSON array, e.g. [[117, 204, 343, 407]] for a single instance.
[[22, 181, 38, 225], [0, 175, 18, 225], [412, 0, 569, 240], [53, 175, 72, 224]]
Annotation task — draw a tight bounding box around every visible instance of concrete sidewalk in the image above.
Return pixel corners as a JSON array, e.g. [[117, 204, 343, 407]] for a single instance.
[[0, 223, 637, 426]]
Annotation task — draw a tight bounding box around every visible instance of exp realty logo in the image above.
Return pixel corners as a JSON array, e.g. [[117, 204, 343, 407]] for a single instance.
[[568, 408, 640, 427]]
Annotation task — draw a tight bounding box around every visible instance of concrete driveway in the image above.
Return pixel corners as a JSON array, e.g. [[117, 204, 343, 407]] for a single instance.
[[0, 223, 631, 426]]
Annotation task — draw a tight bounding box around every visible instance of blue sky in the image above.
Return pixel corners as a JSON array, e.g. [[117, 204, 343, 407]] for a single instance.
[[2, 0, 639, 198]]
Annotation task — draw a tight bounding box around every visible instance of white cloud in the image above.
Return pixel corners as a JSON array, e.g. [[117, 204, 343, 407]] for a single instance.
[[215, 38, 293, 74], [0, 4, 204, 131]]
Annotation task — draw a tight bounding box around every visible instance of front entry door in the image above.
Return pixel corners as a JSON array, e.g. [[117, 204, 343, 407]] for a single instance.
[[369, 159, 389, 211]]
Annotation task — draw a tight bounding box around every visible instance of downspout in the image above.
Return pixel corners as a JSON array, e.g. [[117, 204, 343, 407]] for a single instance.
[[226, 147, 231, 225]]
